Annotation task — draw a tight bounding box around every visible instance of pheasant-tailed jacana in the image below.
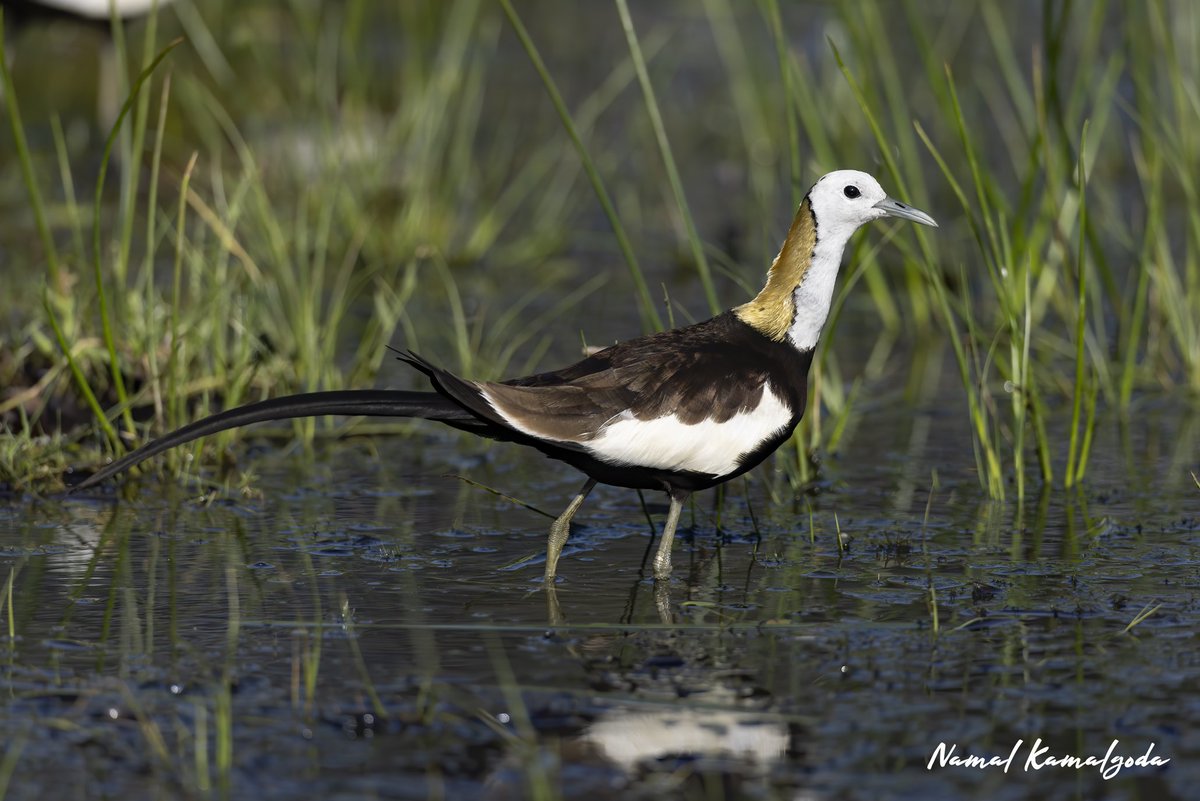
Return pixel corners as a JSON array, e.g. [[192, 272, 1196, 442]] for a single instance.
[[73, 170, 937, 581]]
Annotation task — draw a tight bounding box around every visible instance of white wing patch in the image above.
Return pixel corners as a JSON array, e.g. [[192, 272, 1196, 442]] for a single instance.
[[584, 386, 792, 477]]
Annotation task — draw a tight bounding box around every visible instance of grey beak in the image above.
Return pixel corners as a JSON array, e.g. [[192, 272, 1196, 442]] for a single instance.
[[873, 197, 938, 228]]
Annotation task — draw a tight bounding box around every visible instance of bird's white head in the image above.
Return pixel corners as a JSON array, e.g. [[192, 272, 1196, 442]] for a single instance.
[[806, 169, 938, 243], [734, 169, 938, 350]]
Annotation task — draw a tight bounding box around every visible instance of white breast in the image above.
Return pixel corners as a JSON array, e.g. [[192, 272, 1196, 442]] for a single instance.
[[584, 386, 793, 476]]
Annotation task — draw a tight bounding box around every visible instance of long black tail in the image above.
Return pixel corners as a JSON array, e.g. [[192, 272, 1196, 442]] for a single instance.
[[70, 389, 485, 492]]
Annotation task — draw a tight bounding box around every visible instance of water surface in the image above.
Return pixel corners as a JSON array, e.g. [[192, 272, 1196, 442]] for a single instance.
[[2, 381, 1196, 800]]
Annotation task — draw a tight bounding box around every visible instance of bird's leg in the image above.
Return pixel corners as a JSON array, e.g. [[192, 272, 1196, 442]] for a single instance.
[[653, 580, 673, 624], [544, 478, 597, 582], [651, 489, 690, 580], [545, 583, 565, 626]]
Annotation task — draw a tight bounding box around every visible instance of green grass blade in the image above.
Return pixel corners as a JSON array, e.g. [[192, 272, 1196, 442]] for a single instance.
[[90, 37, 184, 444], [43, 290, 120, 451], [498, 0, 662, 331], [1065, 120, 1090, 487], [615, 0, 719, 314], [0, 10, 62, 293], [760, 0, 801, 207]]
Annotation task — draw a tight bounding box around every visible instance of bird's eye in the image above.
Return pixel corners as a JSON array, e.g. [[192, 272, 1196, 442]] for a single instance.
[[844, 185, 861, 199]]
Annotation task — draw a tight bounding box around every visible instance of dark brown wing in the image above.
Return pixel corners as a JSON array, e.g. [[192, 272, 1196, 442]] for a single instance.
[[480, 312, 779, 441]]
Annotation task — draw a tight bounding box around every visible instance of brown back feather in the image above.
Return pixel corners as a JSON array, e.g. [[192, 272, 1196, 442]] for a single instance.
[[485, 314, 779, 442]]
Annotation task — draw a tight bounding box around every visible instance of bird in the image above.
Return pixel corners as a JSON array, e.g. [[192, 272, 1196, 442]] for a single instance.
[[1, 0, 172, 24], [71, 170, 937, 581]]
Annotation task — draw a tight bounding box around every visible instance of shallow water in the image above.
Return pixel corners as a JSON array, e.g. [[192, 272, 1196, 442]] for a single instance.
[[2, 372, 1197, 800]]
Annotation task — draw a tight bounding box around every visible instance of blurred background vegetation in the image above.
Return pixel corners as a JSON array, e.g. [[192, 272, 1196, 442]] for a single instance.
[[0, 0, 1196, 501]]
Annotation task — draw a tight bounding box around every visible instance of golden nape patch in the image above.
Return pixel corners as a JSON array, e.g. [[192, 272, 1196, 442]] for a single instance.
[[733, 199, 818, 341]]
